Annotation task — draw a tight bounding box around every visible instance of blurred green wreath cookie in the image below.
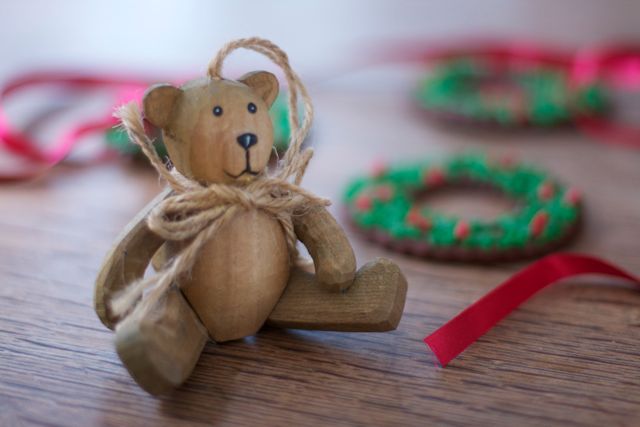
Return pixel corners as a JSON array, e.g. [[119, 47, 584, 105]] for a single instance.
[[416, 59, 607, 127], [344, 154, 582, 262]]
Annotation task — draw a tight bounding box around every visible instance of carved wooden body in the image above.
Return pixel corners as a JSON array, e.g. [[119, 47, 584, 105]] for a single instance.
[[170, 210, 290, 342]]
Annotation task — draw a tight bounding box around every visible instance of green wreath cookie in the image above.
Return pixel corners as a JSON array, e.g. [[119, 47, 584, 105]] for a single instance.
[[344, 154, 582, 261], [416, 59, 607, 127], [106, 93, 292, 157]]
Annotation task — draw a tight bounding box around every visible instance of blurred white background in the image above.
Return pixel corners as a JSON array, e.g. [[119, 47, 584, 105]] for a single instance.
[[1, 0, 639, 81]]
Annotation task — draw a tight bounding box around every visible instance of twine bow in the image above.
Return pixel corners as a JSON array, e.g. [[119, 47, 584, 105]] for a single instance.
[[110, 38, 329, 321]]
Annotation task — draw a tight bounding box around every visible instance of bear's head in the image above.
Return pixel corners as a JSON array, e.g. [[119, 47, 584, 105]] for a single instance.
[[143, 71, 279, 185]]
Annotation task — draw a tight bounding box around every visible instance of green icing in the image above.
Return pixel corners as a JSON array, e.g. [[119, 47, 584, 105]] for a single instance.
[[105, 93, 293, 156], [344, 154, 582, 251], [416, 59, 607, 126], [270, 93, 293, 152]]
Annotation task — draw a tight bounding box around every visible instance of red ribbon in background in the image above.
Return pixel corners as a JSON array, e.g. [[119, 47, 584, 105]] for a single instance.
[[0, 73, 153, 181], [378, 39, 574, 70], [572, 45, 640, 148], [424, 253, 640, 367]]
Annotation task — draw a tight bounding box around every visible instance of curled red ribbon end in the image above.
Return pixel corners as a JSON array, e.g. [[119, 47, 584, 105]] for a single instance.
[[424, 253, 640, 367]]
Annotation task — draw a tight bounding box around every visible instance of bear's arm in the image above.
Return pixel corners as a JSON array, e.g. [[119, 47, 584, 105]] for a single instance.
[[293, 206, 356, 292], [94, 187, 171, 330]]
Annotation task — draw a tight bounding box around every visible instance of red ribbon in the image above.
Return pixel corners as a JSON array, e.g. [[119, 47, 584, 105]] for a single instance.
[[424, 253, 640, 367], [0, 72, 154, 181], [376, 39, 574, 70], [572, 45, 640, 148]]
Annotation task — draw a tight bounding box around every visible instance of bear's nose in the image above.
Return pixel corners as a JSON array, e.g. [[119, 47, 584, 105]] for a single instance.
[[236, 133, 258, 150]]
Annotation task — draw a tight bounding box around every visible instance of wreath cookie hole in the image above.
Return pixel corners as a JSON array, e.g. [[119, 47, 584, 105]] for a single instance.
[[413, 182, 520, 222]]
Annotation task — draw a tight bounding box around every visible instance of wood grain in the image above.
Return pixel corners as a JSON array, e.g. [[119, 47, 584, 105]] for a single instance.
[[267, 258, 406, 331], [2, 85, 640, 426], [176, 209, 291, 343]]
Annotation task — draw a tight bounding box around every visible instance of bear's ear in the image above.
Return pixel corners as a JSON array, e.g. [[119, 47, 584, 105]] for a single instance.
[[239, 71, 279, 107], [143, 84, 182, 129]]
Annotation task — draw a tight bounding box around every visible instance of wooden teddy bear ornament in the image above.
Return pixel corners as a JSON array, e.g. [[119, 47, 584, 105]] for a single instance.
[[94, 38, 407, 395]]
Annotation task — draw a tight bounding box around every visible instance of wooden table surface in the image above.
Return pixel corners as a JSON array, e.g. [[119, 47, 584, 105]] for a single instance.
[[2, 71, 640, 426]]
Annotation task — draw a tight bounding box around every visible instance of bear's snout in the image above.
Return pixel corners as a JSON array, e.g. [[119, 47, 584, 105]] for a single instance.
[[236, 133, 258, 150]]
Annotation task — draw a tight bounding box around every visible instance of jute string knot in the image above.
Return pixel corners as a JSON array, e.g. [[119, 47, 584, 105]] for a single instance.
[[110, 38, 329, 322]]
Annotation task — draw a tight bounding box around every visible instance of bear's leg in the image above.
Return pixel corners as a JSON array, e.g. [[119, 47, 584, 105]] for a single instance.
[[115, 286, 208, 395], [267, 258, 407, 332]]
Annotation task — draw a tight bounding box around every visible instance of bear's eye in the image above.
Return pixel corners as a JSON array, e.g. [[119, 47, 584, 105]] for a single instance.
[[247, 102, 257, 114], [212, 106, 223, 117]]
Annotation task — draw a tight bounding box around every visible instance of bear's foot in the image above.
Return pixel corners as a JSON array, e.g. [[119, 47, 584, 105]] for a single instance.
[[267, 258, 407, 332], [115, 287, 208, 395]]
